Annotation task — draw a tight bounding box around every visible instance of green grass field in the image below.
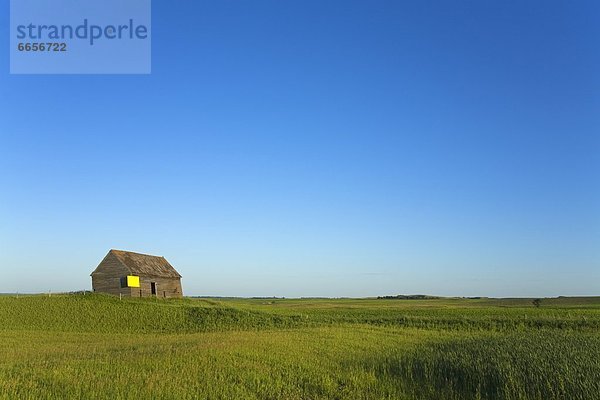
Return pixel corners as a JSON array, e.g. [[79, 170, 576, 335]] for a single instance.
[[0, 294, 599, 399]]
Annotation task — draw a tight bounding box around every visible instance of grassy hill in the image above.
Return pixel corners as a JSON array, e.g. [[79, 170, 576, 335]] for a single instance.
[[2, 294, 599, 333], [0, 294, 599, 399]]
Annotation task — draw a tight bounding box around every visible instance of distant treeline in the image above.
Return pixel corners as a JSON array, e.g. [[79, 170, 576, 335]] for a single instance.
[[377, 295, 440, 300]]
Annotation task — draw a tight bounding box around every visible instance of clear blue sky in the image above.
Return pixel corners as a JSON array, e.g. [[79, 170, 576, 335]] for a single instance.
[[1, 1, 598, 297]]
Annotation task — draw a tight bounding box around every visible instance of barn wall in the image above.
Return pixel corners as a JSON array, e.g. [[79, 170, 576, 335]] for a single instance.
[[91, 252, 133, 297], [132, 276, 183, 298]]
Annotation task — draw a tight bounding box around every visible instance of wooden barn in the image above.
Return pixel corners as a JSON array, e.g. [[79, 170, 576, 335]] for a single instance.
[[91, 249, 183, 298]]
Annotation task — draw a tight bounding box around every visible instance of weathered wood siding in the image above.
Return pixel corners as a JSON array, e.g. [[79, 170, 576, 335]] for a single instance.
[[131, 277, 183, 298], [91, 252, 134, 297]]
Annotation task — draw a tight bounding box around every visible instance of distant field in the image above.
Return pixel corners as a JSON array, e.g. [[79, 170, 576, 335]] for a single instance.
[[0, 295, 599, 399]]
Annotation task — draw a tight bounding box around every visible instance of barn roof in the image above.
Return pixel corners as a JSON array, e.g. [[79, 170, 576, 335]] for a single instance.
[[93, 249, 182, 278]]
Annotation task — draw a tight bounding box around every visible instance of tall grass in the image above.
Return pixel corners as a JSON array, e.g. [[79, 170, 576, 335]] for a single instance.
[[0, 294, 306, 333], [376, 331, 600, 400], [1, 294, 599, 333], [0, 294, 598, 399]]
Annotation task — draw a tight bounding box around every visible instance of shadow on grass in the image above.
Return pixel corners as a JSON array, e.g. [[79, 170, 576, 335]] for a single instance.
[[351, 331, 600, 400]]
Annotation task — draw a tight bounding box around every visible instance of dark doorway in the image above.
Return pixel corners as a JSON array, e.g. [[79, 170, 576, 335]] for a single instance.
[[151, 282, 157, 295]]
